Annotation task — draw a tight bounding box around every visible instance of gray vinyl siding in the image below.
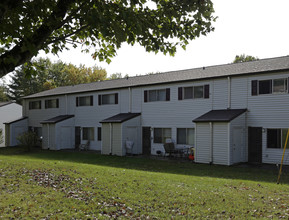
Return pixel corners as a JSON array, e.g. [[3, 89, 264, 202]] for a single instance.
[[131, 88, 142, 112], [212, 123, 229, 165], [195, 123, 211, 164], [230, 77, 248, 109], [212, 79, 228, 109]]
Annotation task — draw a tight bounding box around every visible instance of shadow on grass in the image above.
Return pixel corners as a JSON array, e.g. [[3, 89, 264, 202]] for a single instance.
[[1, 147, 288, 184]]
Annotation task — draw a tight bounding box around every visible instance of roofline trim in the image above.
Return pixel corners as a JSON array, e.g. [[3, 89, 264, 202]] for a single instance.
[[23, 67, 289, 100]]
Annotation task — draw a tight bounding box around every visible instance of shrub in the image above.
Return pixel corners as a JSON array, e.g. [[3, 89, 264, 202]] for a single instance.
[[17, 131, 38, 151]]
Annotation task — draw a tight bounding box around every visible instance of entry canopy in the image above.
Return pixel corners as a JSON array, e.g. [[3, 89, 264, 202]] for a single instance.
[[193, 109, 247, 123], [100, 113, 141, 123], [40, 115, 74, 124]]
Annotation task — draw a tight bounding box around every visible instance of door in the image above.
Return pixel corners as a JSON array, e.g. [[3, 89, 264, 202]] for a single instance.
[[126, 127, 137, 154], [142, 127, 151, 155], [248, 127, 262, 163], [75, 126, 81, 148], [61, 127, 72, 149], [232, 127, 243, 164]]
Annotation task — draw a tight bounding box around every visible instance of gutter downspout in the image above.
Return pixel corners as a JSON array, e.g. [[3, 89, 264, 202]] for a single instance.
[[210, 122, 213, 164], [128, 87, 132, 113], [47, 124, 50, 149], [65, 94, 68, 115], [227, 76, 231, 109], [109, 123, 112, 155]]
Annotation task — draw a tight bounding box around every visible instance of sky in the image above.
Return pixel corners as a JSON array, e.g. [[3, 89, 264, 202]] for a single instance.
[[40, 0, 289, 77]]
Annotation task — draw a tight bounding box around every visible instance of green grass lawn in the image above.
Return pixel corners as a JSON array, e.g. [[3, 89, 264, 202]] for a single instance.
[[1, 146, 289, 219]]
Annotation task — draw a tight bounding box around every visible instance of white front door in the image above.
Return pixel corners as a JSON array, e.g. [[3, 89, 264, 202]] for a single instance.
[[232, 127, 243, 164]]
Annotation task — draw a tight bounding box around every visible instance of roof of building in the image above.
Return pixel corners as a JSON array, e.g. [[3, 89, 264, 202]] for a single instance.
[[40, 115, 74, 124], [193, 109, 247, 122], [4, 117, 28, 124], [24, 56, 289, 99], [0, 101, 17, 107], [100, 113, 141, 123]]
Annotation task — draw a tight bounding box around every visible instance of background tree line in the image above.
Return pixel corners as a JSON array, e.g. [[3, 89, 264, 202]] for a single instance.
[[1, 58, 125, 104]]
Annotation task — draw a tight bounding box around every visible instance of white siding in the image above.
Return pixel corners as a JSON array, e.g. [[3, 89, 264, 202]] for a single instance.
[[55, 117, 75, 150], [112, 123, 122, 156], [262, 130, 289, 165], [212, 123, 229, 165], [195, 123, 211, 164], [6, 118, 28, 146], [0, 103, 22, 147], [212, 79, 228, 109], [230, 76, 248, 109], [247, 72, 289, 165], [25, 96, 64, 127], [101, 123, 111, 155], [122, 116, 141, 155], [131, 88, 142, 112]]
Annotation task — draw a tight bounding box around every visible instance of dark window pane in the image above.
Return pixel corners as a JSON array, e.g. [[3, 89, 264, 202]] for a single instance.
[[177, 128, 186, 144], [154, 128, 162, 143], [184, 87, 193, 99], [259, 80, 272, 94]]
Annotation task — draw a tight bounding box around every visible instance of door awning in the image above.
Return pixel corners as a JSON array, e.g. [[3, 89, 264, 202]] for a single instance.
[[193, 109, 247, 123], [41, 115, 74, 124], [100, 113, 141, 123]]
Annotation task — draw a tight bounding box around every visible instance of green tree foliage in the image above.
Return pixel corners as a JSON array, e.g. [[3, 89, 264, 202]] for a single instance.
[[0, 0, 216, 77], [0, 84, 9, 102], [8, 58, 107, 103], [233, 54, 259, 63]]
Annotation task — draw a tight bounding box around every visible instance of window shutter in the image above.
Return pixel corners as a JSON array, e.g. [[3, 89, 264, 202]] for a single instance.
[[90, 96, 93, 106], [97, 127, 102, 141], [144, 90, 148, 102], [251, 80, 258, 96], [178, 87, 183, 100], [45, 100, 48, 109], [76, 97, 79, 106], [269, 79, 272, 94], [204, 84, 210, 98], [29, 102, 32, 110], [39, 101, 42, 109], [98, 95, 101, 106], [166, 88, 170, 101], [115, 93, 118, 104], [56, 99, 59, 108]]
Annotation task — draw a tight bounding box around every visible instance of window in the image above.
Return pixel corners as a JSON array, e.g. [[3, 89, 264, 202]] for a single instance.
[[252, 78, 288, 95], [76, 96, 93, 106], [82, 127, 95, 141], [184, 87, 193, 99], [144, 88, 170, 102], [45, 99, 59, 109], [259, 80, 272, 95], [97, 127, 102, 141], [98, 93, 118, 105], [273, 78, 288, 93], [179, 85, 209, 100], [267, 128, 289, 149], [153, 128, 171, 143], [177, 128, 195, 145], [29, 101, 41, 109], [193, 86, 204, 99]]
